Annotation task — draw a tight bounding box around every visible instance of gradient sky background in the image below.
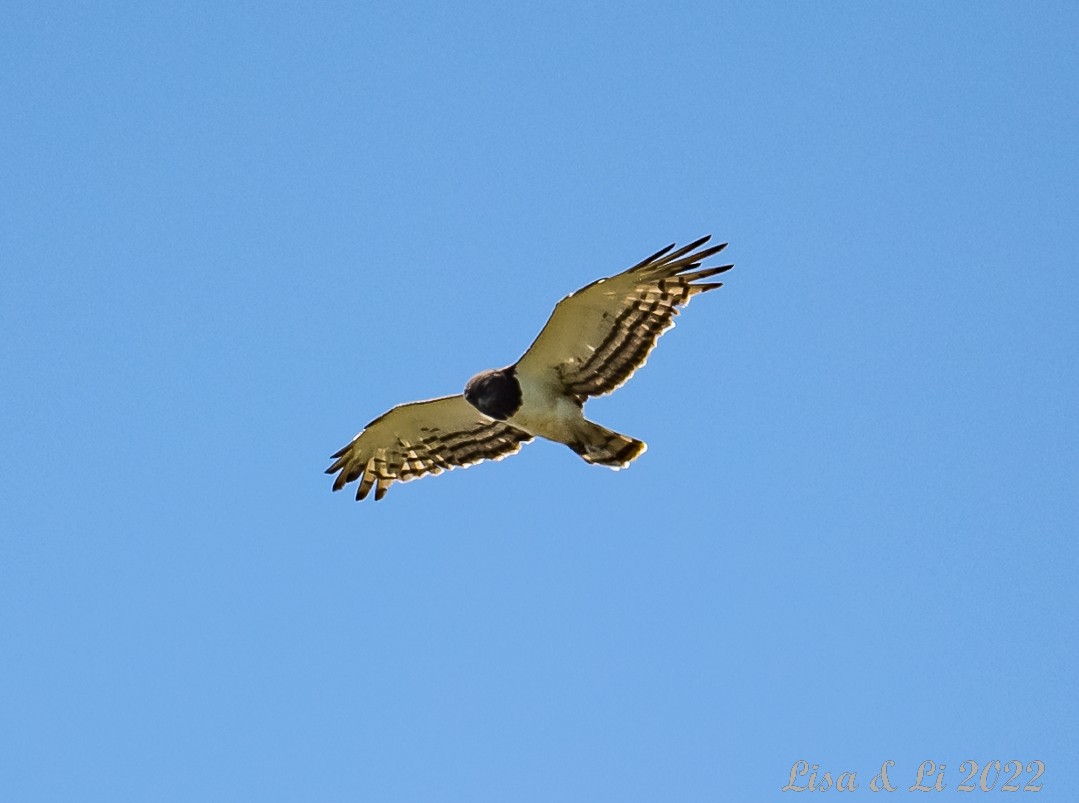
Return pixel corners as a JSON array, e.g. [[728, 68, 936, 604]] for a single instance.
[[2, 2, 1077, 800]]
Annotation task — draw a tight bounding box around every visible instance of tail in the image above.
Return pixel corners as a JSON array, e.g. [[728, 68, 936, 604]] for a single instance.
[[567, 420, 647, 470]]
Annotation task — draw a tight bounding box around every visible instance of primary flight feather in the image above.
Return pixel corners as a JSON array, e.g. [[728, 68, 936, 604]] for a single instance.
[[326, 235, 733, 501]]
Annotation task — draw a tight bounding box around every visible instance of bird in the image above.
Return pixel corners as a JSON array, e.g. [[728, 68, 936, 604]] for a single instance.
[[326, 235, 732, 501]]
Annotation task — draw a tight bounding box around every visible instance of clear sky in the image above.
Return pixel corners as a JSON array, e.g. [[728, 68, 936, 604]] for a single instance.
[[2, 2, 1077, 800]]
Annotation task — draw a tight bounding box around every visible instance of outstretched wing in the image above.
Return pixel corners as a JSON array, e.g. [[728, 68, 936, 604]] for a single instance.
[[325, 395, 533, 501], [515, 235, 732, 399]]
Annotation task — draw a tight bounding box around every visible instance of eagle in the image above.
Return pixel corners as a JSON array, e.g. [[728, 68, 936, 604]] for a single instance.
[[326, 235, 732, 501]]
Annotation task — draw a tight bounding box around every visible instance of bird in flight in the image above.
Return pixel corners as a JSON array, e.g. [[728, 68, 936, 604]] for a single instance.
[[326, 235, 732, 501]]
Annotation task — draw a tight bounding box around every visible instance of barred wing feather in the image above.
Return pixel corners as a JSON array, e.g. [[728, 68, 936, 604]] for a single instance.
[[515, 236, 731, 399], [325, 395, 533, 501]]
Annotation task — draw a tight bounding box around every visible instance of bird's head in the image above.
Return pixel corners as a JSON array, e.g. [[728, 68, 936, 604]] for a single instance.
[[464, 366, 522, 420]]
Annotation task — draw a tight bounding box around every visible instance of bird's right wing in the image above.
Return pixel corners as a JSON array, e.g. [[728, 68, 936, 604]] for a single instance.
[[325, 395, 533, 501], [515, 236, 731, 399]]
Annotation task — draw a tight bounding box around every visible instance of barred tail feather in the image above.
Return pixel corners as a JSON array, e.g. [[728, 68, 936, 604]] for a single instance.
[[568, 420, 646, 470]]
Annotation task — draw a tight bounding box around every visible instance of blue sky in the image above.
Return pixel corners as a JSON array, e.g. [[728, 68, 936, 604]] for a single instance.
[[2, 1, 1077, 800]]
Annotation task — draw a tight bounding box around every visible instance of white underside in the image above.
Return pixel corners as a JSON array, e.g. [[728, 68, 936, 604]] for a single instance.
[[505, 370, 584, 444]]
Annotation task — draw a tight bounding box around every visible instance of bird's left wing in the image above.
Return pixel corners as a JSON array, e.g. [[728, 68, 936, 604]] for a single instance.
[[326, 395, 533, 501], [515, 235, 732, 399]]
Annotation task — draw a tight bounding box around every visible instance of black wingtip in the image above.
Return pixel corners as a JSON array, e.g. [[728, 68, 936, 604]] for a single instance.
[[629, 242, 677, 271], [684, 264, 734, 282], [689, 243, 728, 262], [684, 234, 712, 251]]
